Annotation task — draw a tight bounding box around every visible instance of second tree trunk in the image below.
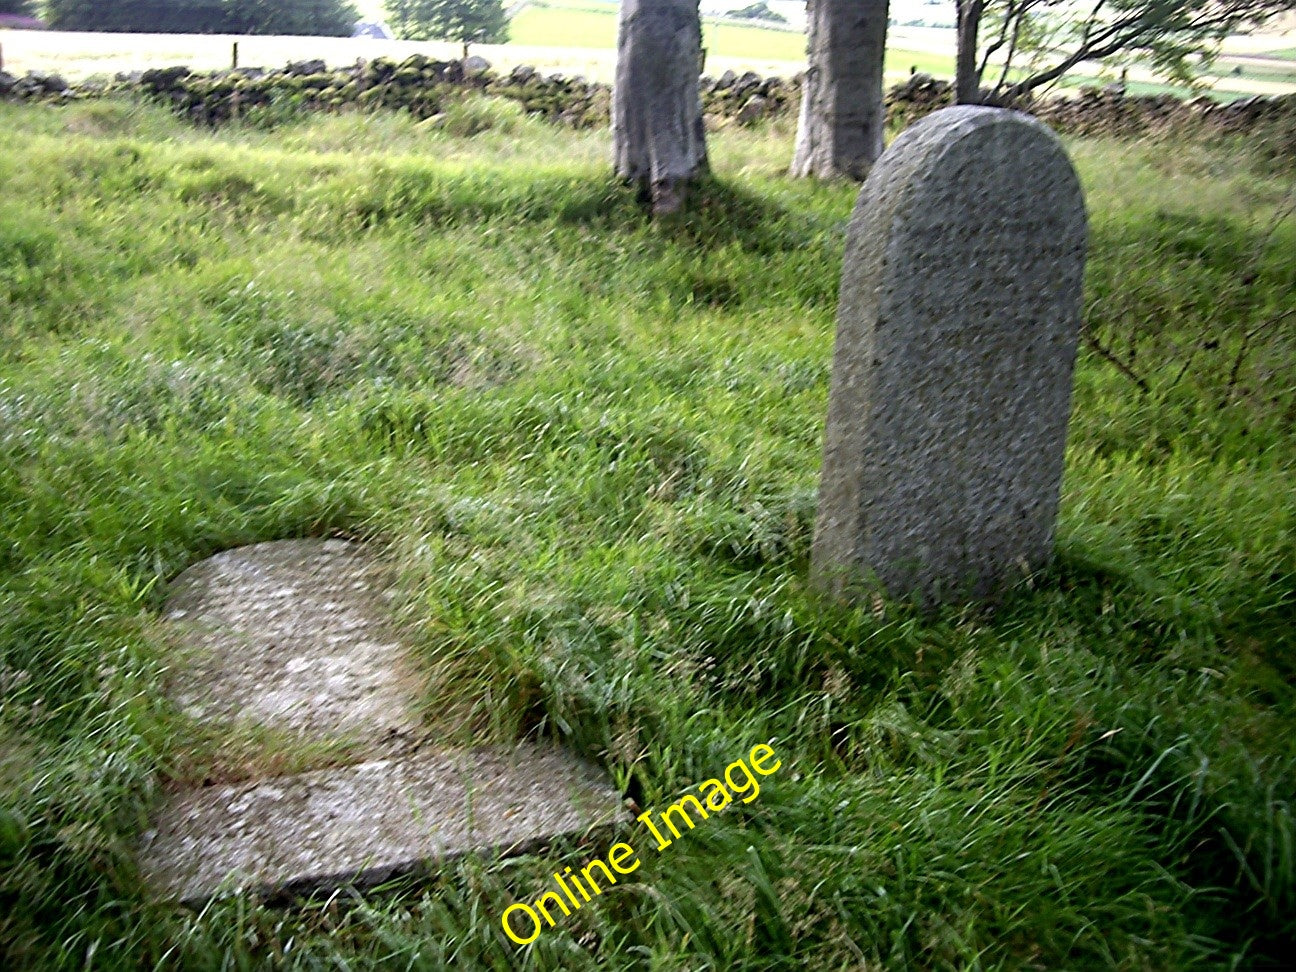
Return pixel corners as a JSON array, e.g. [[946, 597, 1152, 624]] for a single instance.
[[792, 0, 890, 181]]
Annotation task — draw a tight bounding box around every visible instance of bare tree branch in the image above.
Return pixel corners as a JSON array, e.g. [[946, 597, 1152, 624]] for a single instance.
[[972, 0, 1290, 105], [992, 6, 1027, 97], [1000, 12, 1152, 102], [978, 0, 1018, 80], [1084, 328, 1152, 395]]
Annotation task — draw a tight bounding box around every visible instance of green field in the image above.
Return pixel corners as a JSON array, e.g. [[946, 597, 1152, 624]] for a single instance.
[[502, 2, 958, 78], [1, 95, 1294, 969], [511, 1, 809, 62], [509, 4, 617, 51], [1114, 78, 1258, 101], [5, 0, 1292, 97], [1228, 62, 1296, 84]]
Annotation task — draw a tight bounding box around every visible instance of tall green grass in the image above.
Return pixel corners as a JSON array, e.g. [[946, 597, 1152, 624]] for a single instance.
[[0, 97, 1293, 969]]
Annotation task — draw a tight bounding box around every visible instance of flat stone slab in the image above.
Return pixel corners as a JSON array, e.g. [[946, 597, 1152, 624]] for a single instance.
[[144, 539, 627, 902], [162, 539, 420, 748], [139, 745, 623, 903]]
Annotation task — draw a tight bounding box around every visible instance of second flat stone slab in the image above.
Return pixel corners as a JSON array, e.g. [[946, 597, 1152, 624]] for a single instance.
[[139, 745, 623, 904]]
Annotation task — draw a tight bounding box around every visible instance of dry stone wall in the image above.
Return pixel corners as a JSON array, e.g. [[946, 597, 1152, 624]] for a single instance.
[[3, 56, 1294, 144]]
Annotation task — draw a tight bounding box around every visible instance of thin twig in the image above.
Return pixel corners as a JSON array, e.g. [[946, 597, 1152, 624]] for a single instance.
[[1221, 185, 1296, 398], [1226, 305, 1296, 397], [1085, 330, 1151, 395]]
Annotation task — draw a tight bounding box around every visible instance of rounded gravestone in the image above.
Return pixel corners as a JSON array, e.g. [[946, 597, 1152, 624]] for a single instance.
[[811, 106, 1088, 604]]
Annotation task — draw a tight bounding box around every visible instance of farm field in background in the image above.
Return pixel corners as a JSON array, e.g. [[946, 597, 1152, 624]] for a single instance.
[[511, 1, 806, 61], [0, 26, 930, 88]]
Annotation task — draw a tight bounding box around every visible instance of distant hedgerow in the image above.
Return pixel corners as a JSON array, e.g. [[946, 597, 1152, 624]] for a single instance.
[[387, 0, 509, 47], [42, 0, 360, 35], [224, 0, 360, 36]]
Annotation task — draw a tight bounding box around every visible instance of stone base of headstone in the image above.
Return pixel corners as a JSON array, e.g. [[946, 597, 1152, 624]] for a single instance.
[[161, 540, 420, 748]]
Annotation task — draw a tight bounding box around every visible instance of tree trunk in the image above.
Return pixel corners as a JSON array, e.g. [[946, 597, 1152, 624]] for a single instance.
[[792, 0, 890, 182], [613, 0, 709, 215], [955, 0, 984, 104]]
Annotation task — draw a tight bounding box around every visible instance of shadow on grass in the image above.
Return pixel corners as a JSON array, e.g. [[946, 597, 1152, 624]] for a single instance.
[[345, 168, 822, 254]]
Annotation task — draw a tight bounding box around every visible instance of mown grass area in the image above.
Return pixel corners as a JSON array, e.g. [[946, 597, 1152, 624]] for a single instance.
[[1231, 62, 1296, 85], [1, 95, 1294, 969], [510, 1, 953, 76], [514, 0, 806, 62], [508, 4, 618, 50]]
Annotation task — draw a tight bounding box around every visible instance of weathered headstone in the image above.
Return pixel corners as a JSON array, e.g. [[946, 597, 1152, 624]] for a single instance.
[[140, 539, 624, 902], [811, 106, 1088, 604], [161, 540, 419, 750]]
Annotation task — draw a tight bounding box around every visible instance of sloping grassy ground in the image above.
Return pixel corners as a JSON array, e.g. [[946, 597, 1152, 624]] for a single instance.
[[1, 97, 1294, 970]]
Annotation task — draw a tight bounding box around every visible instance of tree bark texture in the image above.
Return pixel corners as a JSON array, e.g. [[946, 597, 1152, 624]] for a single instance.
[[613, 0, 709, 214], [791, 0, 890, 181], [955, 0, 985, 104]]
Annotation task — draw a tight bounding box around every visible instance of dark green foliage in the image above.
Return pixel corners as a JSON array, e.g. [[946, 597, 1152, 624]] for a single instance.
[[224, 0, 359, 36], [43, 0, 359, 35], [44, 0, 227, 32], [0, 0, 33, 16], [387, 0, 509, 45]]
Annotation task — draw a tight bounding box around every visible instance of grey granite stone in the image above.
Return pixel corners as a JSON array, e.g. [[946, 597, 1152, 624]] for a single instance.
[[162, 539, 421, 753], [138, 746, 623, 904], [811, 106, 1087, 604], [144, 539, 626, 901]]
